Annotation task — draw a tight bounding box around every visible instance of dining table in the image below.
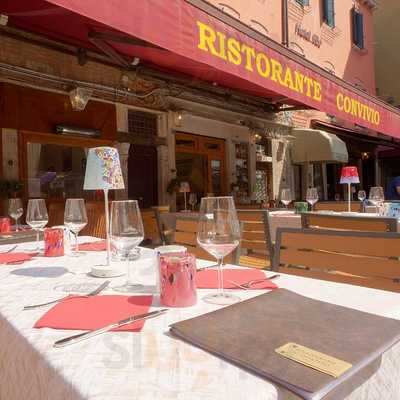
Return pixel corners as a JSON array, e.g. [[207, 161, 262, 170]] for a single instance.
[[1, 236, 400, 400]]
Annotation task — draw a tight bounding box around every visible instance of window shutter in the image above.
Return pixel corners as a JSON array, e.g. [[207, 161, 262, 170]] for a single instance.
[[324, 0, 335, 28], [357, 12, 364, 48], [352, 9, 364, 48]]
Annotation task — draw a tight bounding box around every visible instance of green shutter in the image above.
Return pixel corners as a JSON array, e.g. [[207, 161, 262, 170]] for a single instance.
[[324, 0, 335, 28]]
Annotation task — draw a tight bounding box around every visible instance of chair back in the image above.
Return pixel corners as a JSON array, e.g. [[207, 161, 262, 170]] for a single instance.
[[314, 201, 362, 212], [173, 217, 215, 261], [301, 213, 397, 232], [141, 209, 163, 246], [152, 206, 171, 245], [48, 202, 65, 227], [235, 210, 272, 268], [81, 202, 106, 238], [274, 227, 400, 292]]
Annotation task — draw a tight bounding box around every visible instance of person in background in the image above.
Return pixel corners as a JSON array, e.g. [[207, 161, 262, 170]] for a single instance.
[[386, 176, 400, 200]]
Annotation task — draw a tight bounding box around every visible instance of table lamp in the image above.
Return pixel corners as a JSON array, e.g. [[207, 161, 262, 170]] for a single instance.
[[340, 166, 360, 212], [179, 181, 190, 212], [84, 147, 124, 276]]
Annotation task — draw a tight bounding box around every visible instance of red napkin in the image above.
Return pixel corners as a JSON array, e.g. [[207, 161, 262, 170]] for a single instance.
[[196, 268, 278, 290], [77, 240, 107, 251], [0, 252, 35, 265], [34, 295, 153, 332]]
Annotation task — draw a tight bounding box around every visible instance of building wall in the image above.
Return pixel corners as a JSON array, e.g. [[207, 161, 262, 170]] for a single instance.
[[374, 0, 400, 106], [207, 0, 377, 93]]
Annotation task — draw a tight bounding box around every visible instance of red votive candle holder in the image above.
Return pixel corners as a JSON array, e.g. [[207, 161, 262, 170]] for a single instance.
[[44, 228, 64, 257], [159, 253, 197, 307], [0, 217, 11, 233]]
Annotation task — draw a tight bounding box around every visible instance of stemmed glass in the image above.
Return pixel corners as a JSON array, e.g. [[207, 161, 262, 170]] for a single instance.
[[280, 189, 292, 208], [188, 193, 198, 211], [197, 196, 241, 305], [306, 187, 319, 211], [26, 199, 48, 252], [9, 198, 23, 232], [369, 187, 384, 214], [64, 199, 88, 257], [110, 200, 144, 292], [358, 190, 366, 212]]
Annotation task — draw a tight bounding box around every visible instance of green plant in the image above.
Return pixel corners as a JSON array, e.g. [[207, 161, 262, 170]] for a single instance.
[[0, 179, 23, 198]]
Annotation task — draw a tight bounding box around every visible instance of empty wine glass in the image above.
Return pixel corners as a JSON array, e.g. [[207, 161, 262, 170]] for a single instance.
[[358, 190, 366, 202], [64, 199, 88, 257], [280, 189, 292, 208], [369, 186, 384, 214], [188, 193, 198, 211], [306, 187, 319, 211], [26, 199, 48, 252], [197, 196, 241, 305], [111, 200, 144, 292], [9, 198, 23, 232]]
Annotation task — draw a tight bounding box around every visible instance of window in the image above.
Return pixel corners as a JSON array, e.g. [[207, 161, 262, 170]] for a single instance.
[[128, 110, 157, 136], [296, 0, 310, 6], [352, 8, 364, 49], [322, 0, 335, 28]]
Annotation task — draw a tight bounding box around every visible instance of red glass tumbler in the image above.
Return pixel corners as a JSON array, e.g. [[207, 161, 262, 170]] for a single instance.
[[44, 228, 64, 257]]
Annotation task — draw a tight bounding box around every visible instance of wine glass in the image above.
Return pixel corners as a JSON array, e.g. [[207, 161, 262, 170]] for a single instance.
[[358, 190, 366, 202], [188, 193, 197, 211], [26, 199, 48, 252], [306, 187, 319, 211], [369, 186, 384, 214], [9, 198, 23, 232], [358, 190, 367, 213], [280, 189, 292, 208], [110, 200, 144, 292], [197, 196, 241, 305], [64, 199, 88, 257]]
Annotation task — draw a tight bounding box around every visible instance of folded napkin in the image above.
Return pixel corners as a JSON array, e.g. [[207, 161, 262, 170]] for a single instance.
[[196, 268, 278, 290], [34, 295, 153, 332], [77, 240, 107, 251], [0, 252, 35, 265]]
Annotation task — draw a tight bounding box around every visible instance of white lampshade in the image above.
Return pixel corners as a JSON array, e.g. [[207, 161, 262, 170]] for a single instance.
[[179, 181, 190, 193], [84, 147, 125, 190]]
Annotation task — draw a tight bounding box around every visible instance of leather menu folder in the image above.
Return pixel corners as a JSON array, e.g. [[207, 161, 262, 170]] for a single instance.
[[170, 289, 400, 400]]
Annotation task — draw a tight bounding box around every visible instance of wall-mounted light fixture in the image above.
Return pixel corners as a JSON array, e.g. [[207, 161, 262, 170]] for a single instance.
[[69, 87, 93, 111], [173, 110, 183, 127]]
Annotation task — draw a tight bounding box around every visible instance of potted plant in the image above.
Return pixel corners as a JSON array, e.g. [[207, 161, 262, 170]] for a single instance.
[[0, 179, 23, 215]]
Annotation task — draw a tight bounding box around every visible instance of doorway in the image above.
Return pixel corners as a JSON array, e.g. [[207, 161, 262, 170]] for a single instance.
[[128, 144, 158, 208], [175, 133, 226, 209]]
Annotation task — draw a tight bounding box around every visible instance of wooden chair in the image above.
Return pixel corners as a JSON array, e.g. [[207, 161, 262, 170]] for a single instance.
[[81, 202, 106, 239], [274, 227, 400, 293], [173, 217, 215, 261], [152, 206, 173, 245], [314, 201, 362, 213], [301, 212, 397, 232], [48, 201, 65, 227], [235, 210, 273, 269], [141, 209, 164, 247]]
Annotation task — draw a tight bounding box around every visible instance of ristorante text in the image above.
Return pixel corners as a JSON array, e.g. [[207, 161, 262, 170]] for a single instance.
[[197, 21, 381, 126]]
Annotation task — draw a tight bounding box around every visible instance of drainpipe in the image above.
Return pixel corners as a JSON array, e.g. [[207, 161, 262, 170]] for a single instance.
[[282, 0, 289, 47]]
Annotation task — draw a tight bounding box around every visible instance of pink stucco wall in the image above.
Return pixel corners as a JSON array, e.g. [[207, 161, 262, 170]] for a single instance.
[[207, 0, 376, 95]]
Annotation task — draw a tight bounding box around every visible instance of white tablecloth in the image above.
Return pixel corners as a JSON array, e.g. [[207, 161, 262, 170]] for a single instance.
[[1, 236, 400, 400]]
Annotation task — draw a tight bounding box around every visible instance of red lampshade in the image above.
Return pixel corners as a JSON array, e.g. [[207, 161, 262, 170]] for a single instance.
[[340, 166, 360, 184]]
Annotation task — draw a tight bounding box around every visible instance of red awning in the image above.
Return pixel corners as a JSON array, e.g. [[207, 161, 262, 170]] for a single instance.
[[2, 0, 400, 138]]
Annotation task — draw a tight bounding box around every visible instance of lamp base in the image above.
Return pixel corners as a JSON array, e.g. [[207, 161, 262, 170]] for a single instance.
[[90, 265, 125, 278]]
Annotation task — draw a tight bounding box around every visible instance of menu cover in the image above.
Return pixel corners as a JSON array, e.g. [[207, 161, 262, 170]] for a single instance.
[[170, 289, 400, 400]]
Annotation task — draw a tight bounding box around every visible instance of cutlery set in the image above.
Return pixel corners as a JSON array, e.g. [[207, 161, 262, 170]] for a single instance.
[[20, 261, 276, 347]]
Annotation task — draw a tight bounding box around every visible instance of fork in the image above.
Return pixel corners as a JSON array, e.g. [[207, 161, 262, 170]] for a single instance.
[[0, 245, 17, 254], [228, 274, 280, 290], [23, 280, 110, 310]]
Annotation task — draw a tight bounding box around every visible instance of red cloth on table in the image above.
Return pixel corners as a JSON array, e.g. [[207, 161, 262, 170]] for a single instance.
[[0, 252, 35, 265], [196, 268, 278, 290], [34, 295, 153, 332], [77, 241, 107, 251]]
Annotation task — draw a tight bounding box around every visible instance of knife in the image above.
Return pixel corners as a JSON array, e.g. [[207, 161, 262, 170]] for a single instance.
[[53, 309, 168, 348]]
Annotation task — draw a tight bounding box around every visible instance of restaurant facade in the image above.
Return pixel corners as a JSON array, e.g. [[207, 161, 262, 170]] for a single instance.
[[1, 0, 400, 211]]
